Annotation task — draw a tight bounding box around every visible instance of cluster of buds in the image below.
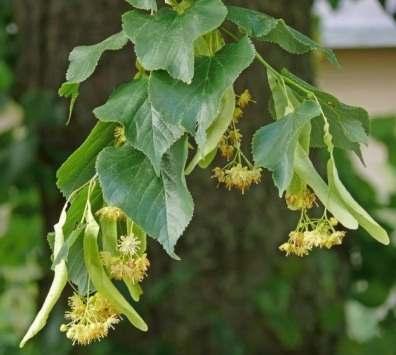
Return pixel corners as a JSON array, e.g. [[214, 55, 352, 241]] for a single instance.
[[101, 233, 150, 284], [114, 125, 126, 147], [213, 89, 262, 194], [279, 188, 347, 257], [60, 292, 121, 346], [286, 189, 316, 211]]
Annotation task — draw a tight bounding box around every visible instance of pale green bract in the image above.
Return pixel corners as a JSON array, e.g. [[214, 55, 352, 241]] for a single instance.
[[96, 138, 193, 259], [20, 203, 69, 347], [252, 100, 321, 196], [83, 200, 148, 331], [93, 76, 184, 175], [294, 145, 359, 230], [281, 69, 370, 156], [327, 158, 390, 245], [149, 37, 255, 148], [122, 0, 228, 83]]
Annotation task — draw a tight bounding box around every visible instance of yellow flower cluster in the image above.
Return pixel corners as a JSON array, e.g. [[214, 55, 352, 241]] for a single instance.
[[286, 189, 316, 210], [102, 252, 150, 283], [238, 89, 254, 109], [213, 164, 262, 194], [101, 233, 150, 284], [96, 206, 125, 221], [279, 214, 347, 257], [218, 129, 242, 160], [60, 293, 120, 346], [213, 89, 262, 194]]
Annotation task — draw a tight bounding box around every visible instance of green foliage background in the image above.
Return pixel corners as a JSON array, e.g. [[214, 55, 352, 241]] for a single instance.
[[1, 0, 396, 354]]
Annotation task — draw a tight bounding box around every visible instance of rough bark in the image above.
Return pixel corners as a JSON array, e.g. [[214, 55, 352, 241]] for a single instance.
[[13, 1, 347, 354]]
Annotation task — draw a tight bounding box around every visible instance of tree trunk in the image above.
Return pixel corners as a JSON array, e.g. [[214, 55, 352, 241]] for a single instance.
[[13, 1, 347, 354]]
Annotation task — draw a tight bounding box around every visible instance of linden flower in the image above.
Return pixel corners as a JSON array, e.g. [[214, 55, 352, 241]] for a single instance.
[[114, 126, 126, 146], [228, 128, 242, 144], [279, 231, 311, 257], [60, 293, 120, 346], [96, 206, 124, 221], [212, 167, 226, 183], [237, 89, 254, 109], [212, 165, 262, 194], [225, 164, 262, 194], [286, 189, 316, 211], [101, 252, 151, 284], [134, 254, 150, 281], [108, 257, 135, 280], [233, 107, 244, 121], [322, 231, 346, 249], [118, 234, 141, 256], [280, 210, 347, 257], [219, 139, 235, 160]]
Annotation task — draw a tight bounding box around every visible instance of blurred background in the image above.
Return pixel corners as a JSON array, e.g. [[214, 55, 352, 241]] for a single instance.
[[1, 0, 396, 354]]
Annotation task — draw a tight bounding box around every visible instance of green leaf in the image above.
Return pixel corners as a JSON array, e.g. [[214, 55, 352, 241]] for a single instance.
[[185, 87, 235, 174], [252, 100, 321, 195], [58, 82, 79, 124], [194, 29, 225, 57], [282, 69, 370, 155], [56, 122, 115, 197], [93, 77, 183, 175], [68, 229, 94, 295], [125, 0, 157, 12], [150, 37, 255, 148], [20, 205, 68, 348], [122, 0, 227, 83], [267, 71, 290, 119], [294, 145, 358, 230], [97, 138, 194, 259], [58, 31, 128, 122], [227, 6, 338, 65], [327, 158, 389, 245], [83, 201, 148, 331], [52, 224, 85, 269], [65, 31, 128, 84], [227, 5, 277, 38]]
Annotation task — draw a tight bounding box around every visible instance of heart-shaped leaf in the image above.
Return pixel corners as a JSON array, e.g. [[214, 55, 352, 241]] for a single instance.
[[96, 138, 193, 259], [150, 37, 255, 148], [94, 77, 183, 175], [122, 0, 227, 83]]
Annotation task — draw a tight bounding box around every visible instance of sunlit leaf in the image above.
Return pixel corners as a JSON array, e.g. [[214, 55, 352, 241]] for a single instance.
[[150, 37, 255, 148], [122, 0, 227, 83], [252, 100, 321, 195], [97, 138, 194, 259]]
